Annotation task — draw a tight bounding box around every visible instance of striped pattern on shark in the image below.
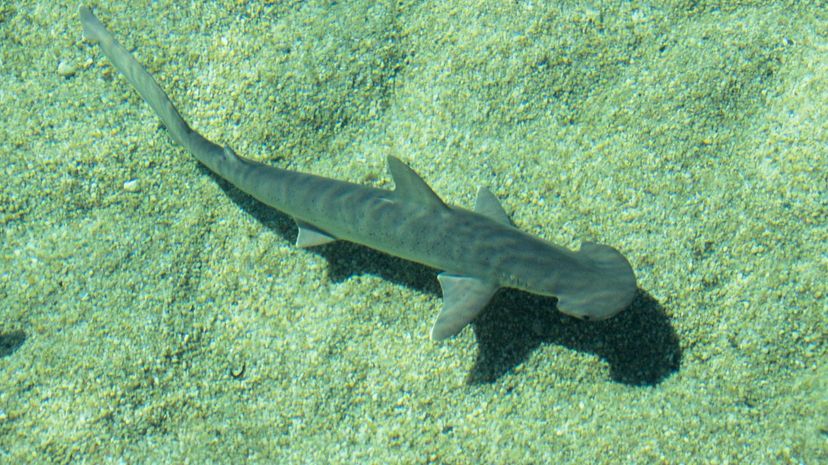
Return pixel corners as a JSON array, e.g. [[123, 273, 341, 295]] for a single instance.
[[79, 6, 637, 340]]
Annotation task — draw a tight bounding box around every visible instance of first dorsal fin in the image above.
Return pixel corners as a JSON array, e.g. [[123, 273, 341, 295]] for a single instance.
[[387, 156, 446, 209], [474, 187, 511, 225]]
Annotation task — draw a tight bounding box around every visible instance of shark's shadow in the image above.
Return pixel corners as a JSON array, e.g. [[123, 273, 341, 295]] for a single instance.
[[468, 288, 679, 385], [0, 330, 26, 358], [210, 172, 680, 386]]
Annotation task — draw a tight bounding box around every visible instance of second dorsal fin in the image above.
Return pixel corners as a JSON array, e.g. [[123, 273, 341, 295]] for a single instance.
[[387, 156, 446, 209]]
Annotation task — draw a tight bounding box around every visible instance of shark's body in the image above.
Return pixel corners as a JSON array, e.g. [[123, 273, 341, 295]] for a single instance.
[[80, 7, 636, 340]]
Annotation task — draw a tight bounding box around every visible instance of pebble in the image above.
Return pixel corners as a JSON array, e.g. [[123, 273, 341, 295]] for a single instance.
[[57, 60, 77, 77], [123, 179, 141, 192]]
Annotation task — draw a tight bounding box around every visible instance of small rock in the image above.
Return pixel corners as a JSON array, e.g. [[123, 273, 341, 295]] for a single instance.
[[57, 60, 77, 77], [123, 179, 141, 192]]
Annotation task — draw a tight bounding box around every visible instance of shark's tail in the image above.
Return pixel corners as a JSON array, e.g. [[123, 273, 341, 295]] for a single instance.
[[79, 6, 239, 175]]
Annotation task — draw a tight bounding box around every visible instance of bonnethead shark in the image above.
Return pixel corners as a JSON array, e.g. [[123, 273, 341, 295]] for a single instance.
[[79, 6, 637, 340]]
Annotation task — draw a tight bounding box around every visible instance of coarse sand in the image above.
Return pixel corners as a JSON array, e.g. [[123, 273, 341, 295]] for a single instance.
[[0, 1, 825, 463]]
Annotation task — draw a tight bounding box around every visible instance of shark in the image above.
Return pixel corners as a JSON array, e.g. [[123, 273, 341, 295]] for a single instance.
[[79, 6, 637, 340]]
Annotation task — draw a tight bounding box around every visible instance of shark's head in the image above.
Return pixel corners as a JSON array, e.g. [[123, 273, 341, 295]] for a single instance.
[[550, 242, 637, 321]]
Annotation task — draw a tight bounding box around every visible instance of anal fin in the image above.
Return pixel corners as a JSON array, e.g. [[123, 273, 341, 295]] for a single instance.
[[295, 220, 336, 247]]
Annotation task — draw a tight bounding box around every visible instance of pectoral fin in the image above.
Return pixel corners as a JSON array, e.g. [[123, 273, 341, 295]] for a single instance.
[[431, 273, 498, 340], [295, 220, 336, 247]]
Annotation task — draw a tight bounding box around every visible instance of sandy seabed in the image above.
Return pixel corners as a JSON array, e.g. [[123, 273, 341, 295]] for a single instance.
[[0, 1, 825, 463]]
